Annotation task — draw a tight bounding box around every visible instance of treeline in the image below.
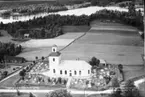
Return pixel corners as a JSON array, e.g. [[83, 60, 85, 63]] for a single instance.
[[90, 0, 134, 6], [0, 7, 143, 39], [11, 4, 67, 15], [0, 42, 22, 62], [14, 25, 63, 39], [1, 5, 67, 17], [90, 9, 143, 31], [0, 15, 89, 38]]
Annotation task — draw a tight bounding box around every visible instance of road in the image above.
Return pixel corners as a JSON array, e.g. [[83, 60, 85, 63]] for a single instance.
[[0, 88, 114, 95]]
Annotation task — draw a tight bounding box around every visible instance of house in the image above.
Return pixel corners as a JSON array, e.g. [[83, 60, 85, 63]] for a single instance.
[[4, 56, 26, 63], [24, 34, 30, 38]]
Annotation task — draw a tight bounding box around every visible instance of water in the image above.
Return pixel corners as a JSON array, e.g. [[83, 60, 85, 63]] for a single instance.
[[0, 6, 129, 24]]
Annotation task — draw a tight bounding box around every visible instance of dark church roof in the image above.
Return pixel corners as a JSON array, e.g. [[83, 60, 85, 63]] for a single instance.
[[49, 52, 61, 56]]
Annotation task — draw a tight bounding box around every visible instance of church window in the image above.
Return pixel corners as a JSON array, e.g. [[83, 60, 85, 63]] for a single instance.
[[60, 70, 62, 74], [65, 70, 67, 75], [74, 71, 77, 75], [53, 58, 55, 62], [53, 69, 55, 73], [88, 70, 90, 74], [53, 48, 55, 52], [79, 71, 81, 75]]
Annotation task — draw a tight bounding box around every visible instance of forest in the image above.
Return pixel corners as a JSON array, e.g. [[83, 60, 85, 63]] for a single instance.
[[0, 42, 22, 63], [90, 0, 135, 6], [0, 2, 143, 39]]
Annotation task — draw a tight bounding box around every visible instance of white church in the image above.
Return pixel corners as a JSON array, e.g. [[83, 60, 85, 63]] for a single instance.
[[30, 45, 106, 78], [39, 45, 91, 78]]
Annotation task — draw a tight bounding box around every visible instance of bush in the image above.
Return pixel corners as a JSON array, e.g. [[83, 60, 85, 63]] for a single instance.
[[46, 89, 72, 97]]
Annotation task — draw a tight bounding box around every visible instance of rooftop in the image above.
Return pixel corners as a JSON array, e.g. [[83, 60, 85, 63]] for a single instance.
[[58, 60, 91, 70], [49, 52, 61, 56]]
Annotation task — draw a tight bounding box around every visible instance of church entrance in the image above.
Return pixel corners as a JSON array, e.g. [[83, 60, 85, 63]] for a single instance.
[[69, 73, 72, 76]]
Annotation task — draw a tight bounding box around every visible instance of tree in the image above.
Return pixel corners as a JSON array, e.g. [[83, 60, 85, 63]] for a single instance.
[[41, 56, 45, 61], [29, 92, 35, 97], [108, 88, 122, 97], [58, 77, 62, 84], [91, 0, 98, 6], [111, 77, 120, 89], [35, 56, 38, 60], [89, 57, 100, 67], [41, 29, 46, 38], [118, 64, 123, 73], [19, 69, 26, 80], [17, 90, 21, 96], [128, 2, 136, 15], [121, 80, 142, 97], [2, 71, 8, 78], [46, 89, 72, 97]]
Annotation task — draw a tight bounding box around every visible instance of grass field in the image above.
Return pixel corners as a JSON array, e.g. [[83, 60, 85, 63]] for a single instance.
[[61, 22, 143, 65], [62, 25, 90, 33], [17, 32, 86, 61]]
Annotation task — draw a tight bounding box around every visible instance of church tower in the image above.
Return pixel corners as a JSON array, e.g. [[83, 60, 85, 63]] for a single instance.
[[48, 45, 61, 69]]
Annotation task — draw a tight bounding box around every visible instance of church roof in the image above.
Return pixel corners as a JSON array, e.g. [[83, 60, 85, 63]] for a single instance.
[[58, 60, 91, 70], [52, 44, 57, 47], [49, 52, 61, 56]]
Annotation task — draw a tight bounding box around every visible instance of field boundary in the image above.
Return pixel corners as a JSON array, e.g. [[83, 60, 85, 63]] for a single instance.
[[59, 32, 87, 51]]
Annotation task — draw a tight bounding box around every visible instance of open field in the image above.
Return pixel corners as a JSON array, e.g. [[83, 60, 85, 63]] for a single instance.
[[61, 22, 143, 65], [20, 39, 74, 48], [0, 30, 20, 43], [62, 26, 90, 33], [17, 32, 85, 60], [17, 47, 60, 60]]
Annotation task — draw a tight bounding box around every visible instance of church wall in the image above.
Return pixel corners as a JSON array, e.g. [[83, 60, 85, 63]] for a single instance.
[[49, 56, 61, 69], [45, 68, 91, 78]]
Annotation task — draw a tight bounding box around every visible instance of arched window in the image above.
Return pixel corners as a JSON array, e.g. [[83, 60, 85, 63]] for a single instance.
[[88, 70, 90, 74], [65, 70, 67, 75], [53, 58, 55, 62], [53, 48, 55, 52], [79, 71, 81, 75], [53, 69, 55, 73], [60, 70, 62, 74], [74, 71, 77, 75]]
